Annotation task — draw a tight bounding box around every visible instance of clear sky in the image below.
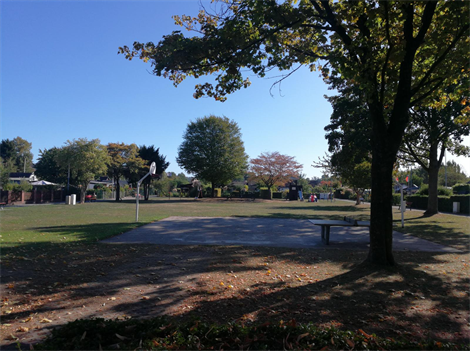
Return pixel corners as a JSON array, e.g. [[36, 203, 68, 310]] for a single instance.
[[1, 0, 468, 178]]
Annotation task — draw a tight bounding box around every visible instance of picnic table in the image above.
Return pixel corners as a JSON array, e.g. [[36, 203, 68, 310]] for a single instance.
[[309, 217, 371, 245]]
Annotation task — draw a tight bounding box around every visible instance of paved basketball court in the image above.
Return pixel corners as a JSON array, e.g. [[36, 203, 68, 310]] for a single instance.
[[102, 216, 459, 252]]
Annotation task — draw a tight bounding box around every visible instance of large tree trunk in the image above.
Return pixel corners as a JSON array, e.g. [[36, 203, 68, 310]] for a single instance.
[[355, 189, 362, 205], [143, 182, 150, 201], [80, 187, 86, 204], [368, 150, 395, 265], [115, 179, 121, 201], [425, 152, 440, 215]]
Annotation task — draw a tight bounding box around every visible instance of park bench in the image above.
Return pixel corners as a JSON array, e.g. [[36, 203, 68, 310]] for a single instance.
[[309, 216, 371, 245]]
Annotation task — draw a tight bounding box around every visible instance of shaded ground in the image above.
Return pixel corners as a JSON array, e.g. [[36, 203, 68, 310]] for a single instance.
[[102, 216, 460, 253], [1, 243, 469, 349]]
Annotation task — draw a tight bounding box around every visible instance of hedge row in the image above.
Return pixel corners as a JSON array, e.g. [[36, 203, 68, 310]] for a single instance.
[[406, 194, 470, 214], [229, 191, 260, 198], [34, 317, 468, 351]]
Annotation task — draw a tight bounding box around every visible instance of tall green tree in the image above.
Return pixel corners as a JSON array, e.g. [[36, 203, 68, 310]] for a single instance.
[[439, 160, 469, 188], [399, 95, 469, 215], [0, 157, 15, 189], [1, 137, 34, 173], [121, 1, 469, 265], [58, 139, 109, 204], [177, 115, 248, 197], [137, 145, 170, 200], [34, 147, 69, 185], [107, 143, 144, 201]]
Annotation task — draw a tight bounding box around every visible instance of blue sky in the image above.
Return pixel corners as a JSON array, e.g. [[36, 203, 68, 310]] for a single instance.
[[1, 1, 468, 178]]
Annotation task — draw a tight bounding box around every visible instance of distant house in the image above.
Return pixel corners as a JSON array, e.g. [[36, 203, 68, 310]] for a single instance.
[[9, 172, 38, 184]]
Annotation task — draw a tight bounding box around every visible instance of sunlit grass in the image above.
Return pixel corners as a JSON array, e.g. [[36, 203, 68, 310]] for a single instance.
[[0, 198, 467, 253]]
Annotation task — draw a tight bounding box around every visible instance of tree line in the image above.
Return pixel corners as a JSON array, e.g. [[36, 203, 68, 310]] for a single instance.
[[0, 117, 305, 203]]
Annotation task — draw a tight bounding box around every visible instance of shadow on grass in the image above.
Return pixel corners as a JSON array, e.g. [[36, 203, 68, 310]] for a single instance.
[[398, 223, 469, 253], [274, 204, 364, 212], [27, 222, 148, 242], [1, 240, 468, 345], [99, 199, 197, 205]]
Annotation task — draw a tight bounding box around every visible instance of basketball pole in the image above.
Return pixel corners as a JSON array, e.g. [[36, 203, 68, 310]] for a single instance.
[[136, 162, 156, 222]]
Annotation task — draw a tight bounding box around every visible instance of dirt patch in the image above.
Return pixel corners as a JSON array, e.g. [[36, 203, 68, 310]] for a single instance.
[[1, 244, 469, 348]]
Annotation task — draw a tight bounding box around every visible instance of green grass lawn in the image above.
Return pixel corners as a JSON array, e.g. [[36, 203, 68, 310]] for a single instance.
[[1, 198, 468, 254], [1, 198, 468, 348]]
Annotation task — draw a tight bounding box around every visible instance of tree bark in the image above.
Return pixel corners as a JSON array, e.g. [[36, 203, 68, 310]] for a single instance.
[[355, 189, 362, 205], [80, 187, 86, 204], [115, 178, 121, 202], [144, 183, 150, 201], [425, 156, 440, 215], [368, 149, 395, 265]]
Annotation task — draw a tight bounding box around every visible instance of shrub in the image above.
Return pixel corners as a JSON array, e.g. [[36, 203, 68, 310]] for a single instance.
[[3, 180, 33, 192], [260, 188, 272, 199], [453, 183, 470, 194], [344, 189, 352, 199], [450, 195, 470, 214], [34, 317, 468, 351], [405, 195, 470, 214], [417, 184, 452, 196], [281, 190, 289, 199], [392, 193, 401, 206]]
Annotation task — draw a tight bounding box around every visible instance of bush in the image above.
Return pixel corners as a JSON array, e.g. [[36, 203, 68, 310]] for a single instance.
[[406, 195, 458, 212], [453, 183, 470, 194], [392, 193, 401, 206], [260, 188, 272, 199], [450, 195, 470, 214], [281, 190, 289, 199], [4, 179, 33, 192], [417, 184, 452, 196], [34, 317, 468, 351], [344, 189, 352, 199]]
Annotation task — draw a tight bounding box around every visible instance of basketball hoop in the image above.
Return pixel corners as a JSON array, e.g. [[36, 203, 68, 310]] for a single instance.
[[149, 162, 156, 175], [136, 162, 157, 222]]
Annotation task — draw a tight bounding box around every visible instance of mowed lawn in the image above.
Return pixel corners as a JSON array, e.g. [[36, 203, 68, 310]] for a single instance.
[[1, 198, 469, 347], [1, 197, 468, 251]]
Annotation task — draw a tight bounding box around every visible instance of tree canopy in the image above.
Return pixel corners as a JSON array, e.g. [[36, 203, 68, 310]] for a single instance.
[[398, 86, 469, 214], [34, 147, 69, 185], [121, 1, 469, 265], [107, 143, 144, 202], [1, 137, 34, 173], [136, 145, 170, 200], [177, 115, 248, 196], [249, 151, 302, 196], [58, 139, 109, 204]]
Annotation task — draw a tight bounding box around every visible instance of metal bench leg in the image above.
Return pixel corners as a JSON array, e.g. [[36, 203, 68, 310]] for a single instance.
[[325, 226, 330, 245]]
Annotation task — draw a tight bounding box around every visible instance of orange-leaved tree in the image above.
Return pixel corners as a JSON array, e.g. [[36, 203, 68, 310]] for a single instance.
[[249, 152, 302, 198]]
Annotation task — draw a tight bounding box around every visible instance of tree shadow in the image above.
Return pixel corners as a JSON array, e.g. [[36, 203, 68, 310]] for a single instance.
[[274, 204, 365, 213], [1, 241, 468, 346]]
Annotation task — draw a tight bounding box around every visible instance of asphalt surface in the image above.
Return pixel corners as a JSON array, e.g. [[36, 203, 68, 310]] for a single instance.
[[102, 216, 460, 253]]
